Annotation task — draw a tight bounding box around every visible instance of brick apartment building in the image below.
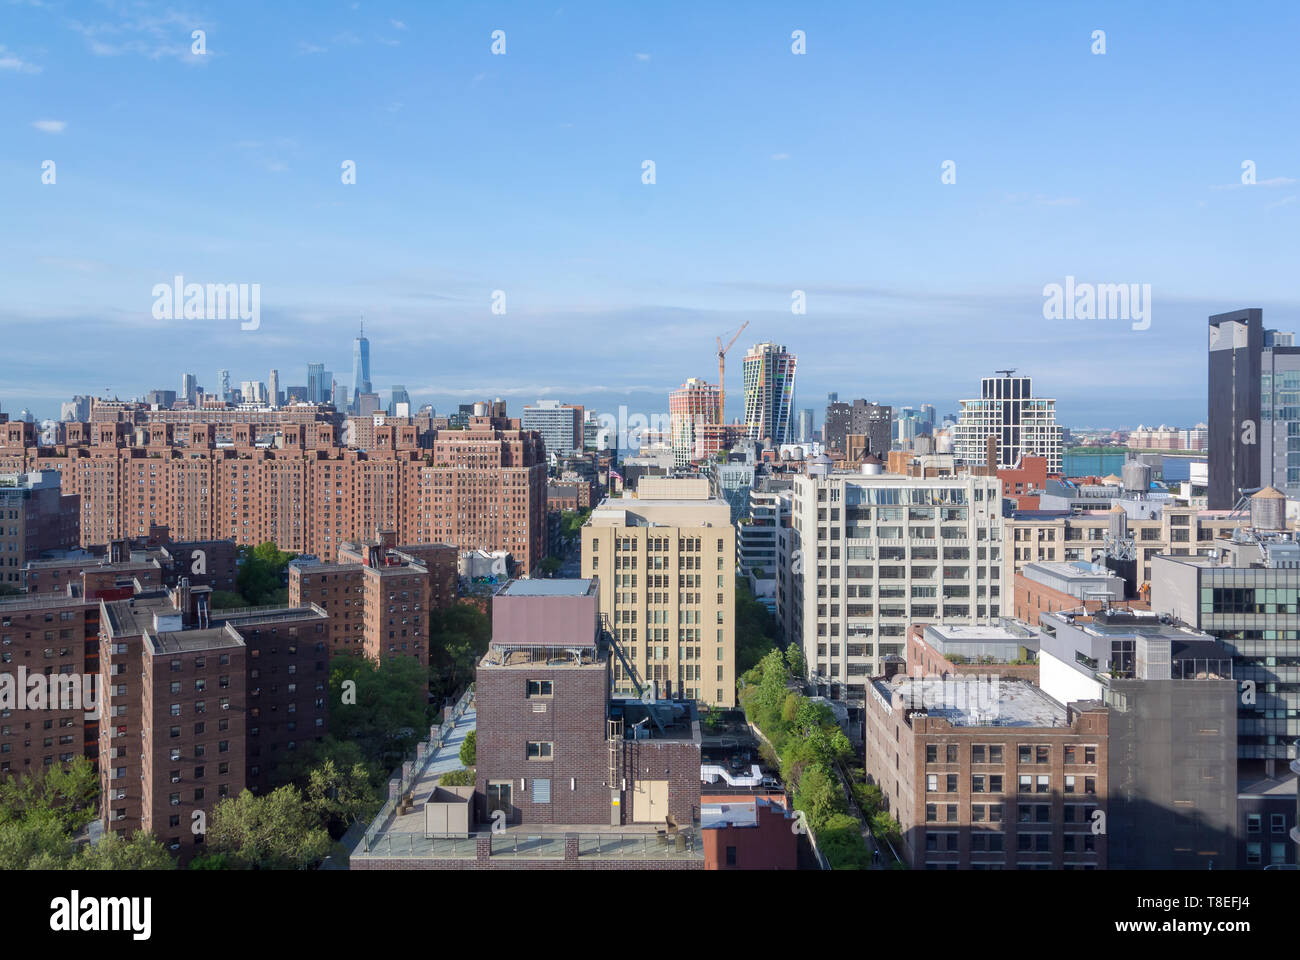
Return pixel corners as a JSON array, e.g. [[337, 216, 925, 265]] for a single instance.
[[0, 415, 547, 573], [99, 581, 330, 858], [475, 579, 702, 829], [0, 471, 80, 590], [24, 532, 239, 599], [547, 479, 598, 513], [0, 593, 101, 777], [289, 531, 457, 666], [865, 675, 1109, 869]]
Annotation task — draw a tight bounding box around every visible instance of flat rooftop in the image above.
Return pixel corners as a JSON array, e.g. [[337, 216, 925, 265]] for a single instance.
[[149, 625, 242, 654], [497, 578, 595, 597], [1041, 608, 1212, 641], [876, 677, 1070, 728], [1023, 560, 1121, 581], [925, 622, 1037, 643]]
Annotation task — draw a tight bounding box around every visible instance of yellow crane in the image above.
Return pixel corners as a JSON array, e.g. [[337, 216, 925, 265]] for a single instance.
[[715, 321, 749, 425]]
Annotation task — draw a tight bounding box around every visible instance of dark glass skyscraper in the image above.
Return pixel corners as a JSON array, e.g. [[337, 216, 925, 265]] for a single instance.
[[1208, 310, 1264, 510]]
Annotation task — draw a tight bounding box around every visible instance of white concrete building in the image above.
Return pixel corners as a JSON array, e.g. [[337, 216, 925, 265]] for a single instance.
[[789, 468, 1005, 705]]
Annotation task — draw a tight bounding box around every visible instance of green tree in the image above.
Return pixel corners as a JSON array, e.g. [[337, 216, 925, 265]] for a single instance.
[[0, 756, 99, 834], [330, 653, 430, 772], [439, 769, 473, 787], [539, 556, 563, 577], [304, 757, 380, 840], [236, 541, 296, 606], [73, 831, 176, 870], [429, 602, 491, 703], [794, 764, 845, 829], [784, 644, 806, 678], [818, 813, 870, 870], [734, 578, 778, 675], [459, 730, 477, 767], [205, 786, 331, 870]]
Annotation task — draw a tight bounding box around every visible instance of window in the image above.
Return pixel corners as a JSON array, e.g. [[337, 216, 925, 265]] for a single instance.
[[526, 679, 553, 698], [1271, 814, 1287, 834], [532, 778, 551, 803], [946, 744, 958, 763], [1247, 814, 1262, 834], [926, 745, 937, 763], [725, 846, 737, 866], [526, 741, 553, 760], [927, 774, 938, 792], [989, 745, 1003, 764]]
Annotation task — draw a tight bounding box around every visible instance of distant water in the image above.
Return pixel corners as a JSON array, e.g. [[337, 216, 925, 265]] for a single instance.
[[1062, 451, 1199, 484]]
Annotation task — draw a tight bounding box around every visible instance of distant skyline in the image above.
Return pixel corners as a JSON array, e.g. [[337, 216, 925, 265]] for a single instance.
[[3, 1, 1298, 425]]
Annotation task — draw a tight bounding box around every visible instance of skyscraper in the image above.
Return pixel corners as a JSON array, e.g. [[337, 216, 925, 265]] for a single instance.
[[1207, 309, 1300, 509], [668, 377, 722, 467], [352, 319, 371, 412], [306, 363, 325, 404], [216, 369, 230, 402], [180, 373, 197, 406], [952, 370, 1062, 472], [268, 369, 280, 408], [521, 400, 581, 458], [742, 342, 797, 445], [389, 385, 411, 415]]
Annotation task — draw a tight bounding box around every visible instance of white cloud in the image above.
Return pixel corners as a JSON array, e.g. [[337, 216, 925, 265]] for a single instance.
[[771, 153, 790, 161], [0, 45, 41, 73], [1266, 195, 1297, 210], [32, 119, 66, 134], [390, 19, 407, 30], [635, 52, 650, 61]]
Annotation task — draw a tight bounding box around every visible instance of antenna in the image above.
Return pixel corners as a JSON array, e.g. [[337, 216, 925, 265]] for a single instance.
[[995, 369, 1016, 378]]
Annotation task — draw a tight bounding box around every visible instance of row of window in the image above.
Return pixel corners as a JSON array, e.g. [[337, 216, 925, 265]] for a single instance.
[[925, 743, 1098, 765]]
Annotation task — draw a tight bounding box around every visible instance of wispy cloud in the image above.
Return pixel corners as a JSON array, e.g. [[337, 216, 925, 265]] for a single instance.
[[771, 153, 790, 161], [1266, 195, 1297, 210], [1210, 176, 1297, 191], [32, 119, 66, 133], [634, 52, 651, 61], [0, 45, 41, 73], [64, 4, 213, 63]]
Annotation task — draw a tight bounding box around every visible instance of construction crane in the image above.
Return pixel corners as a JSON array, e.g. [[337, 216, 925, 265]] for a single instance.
[[716, 321, 749, 425]]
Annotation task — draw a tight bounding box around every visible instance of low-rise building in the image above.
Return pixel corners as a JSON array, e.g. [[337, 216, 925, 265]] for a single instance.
[[864, 675, 1108, 869]]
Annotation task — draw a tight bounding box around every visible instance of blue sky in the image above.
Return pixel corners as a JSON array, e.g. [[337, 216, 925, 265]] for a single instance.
[[2, 0, 1298, 427]]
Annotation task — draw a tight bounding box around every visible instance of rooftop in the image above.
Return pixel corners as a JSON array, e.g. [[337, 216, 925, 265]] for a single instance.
[[1022, 560, 1122, 582], [875, 677, 1070, 728], [149, 625, 242, 654], [497, 578, 595, 597], [1041, 607, 1210, 641]]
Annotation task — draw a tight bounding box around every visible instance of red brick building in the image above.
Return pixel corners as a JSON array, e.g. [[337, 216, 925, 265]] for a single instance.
[[1, 416, 547, 573], [864, 675, 1109, 869], [701, 796, 799, 869]]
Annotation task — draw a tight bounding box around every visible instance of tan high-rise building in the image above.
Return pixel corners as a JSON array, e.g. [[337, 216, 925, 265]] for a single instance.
[[581, 478, 736, 707]]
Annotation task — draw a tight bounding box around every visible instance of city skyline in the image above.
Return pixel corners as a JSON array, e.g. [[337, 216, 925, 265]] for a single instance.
[[3, 2, 1299, 425]]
